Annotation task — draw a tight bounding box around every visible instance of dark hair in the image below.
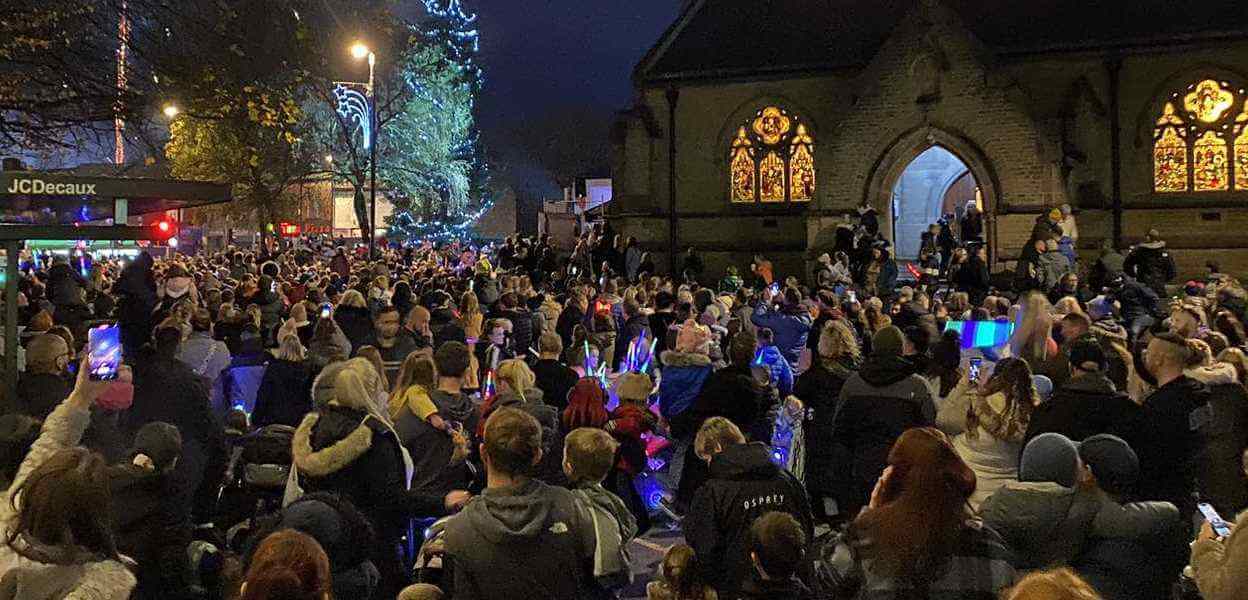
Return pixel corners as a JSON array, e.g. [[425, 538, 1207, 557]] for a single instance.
[[1061, 311, 1091, 331], [154, 325, 182, 355], [434, 341, 471, 379], [750, 512, 806, 580], [241, 529, 331, 600], [563, 427, 618, 484], [0, 415, 41, 487], [483, 408, 542, 477], [757, 327, 775, 345], [7, 447, 118, 561]]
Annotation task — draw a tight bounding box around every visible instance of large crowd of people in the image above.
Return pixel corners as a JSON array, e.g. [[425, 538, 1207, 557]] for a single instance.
[[1, 212, 1246, 600]]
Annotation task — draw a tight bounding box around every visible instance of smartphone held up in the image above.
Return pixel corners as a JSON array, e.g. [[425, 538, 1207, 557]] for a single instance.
[[87, 325, 122, 381]]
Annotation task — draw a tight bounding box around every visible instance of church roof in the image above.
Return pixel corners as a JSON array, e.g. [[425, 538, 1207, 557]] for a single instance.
[[636, 0, 1248, 83]]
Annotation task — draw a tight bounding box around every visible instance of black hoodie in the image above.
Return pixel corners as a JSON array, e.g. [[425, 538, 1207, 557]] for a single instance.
[[1137, 375, 1213, 517], [1024, 372, 1146, 452], [684, 442, 813, 597]]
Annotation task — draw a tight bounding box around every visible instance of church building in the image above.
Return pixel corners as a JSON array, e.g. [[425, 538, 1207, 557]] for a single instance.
[[608, 0, 1248, 281]]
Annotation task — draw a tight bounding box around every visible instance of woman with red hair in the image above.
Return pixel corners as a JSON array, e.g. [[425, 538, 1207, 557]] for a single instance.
[[813, 427, 1017, 598], [239, 529, 332, 600]]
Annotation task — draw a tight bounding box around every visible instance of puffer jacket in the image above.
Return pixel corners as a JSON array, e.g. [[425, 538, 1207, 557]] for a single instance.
[[1024, 372, 1146, 454], [1137, 374, 1213, 517], [108, 464, 196, 600], [683, 443, 813, 598], [750, 305, 813, 366], [489, 388, 564, 484], [830, 354, 934, 517], [1123, 240, 1176, 296], [980, 481, 1101, 570], [1189, 363, 1248, 517], [754, 344, 794, 399], [657, 351, 713, 420], [46, 262, 87, 307], [1073, 493, 1187, 600]]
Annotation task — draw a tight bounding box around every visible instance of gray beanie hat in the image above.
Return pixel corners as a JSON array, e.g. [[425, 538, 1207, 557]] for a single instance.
[[1020, 432, 1080, 488], [1078, 434, 1139, 497]]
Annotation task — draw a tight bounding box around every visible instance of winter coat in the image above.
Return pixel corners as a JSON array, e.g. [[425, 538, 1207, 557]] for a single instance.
[[1123, 241, 1176, 296], [1088, 320, 1132, 392], [395, 389, 479, 495], [490, 388, 564, 483], [954, 256, 992, 305], [1073, 494, 1188, 600], [1137, 374, 1213, 516], [1190, 507, 1248, 600], [443, 478, 596, 600], [793, 359, 854, 498], [497, 307, 534, 358], [252, 358, 314, 428], [474, 276, 501, 307], [937, 381, 1027, 510], [267, 493, 382, 600], [980, 481, 1102, 569], [0, 399, 137, 599], [657, 350, 713, 419], [814, 519, 1015, 600], [625, 247, 642, 281], [13, 372, 70, 420], [107, 464, 197, 600], [750, 305, 813, 367], [1189, 364, 1248, 517], [1089, 249, 1126, 292], [45, 262, 87, 307], [1024, 373, 1146, 454], [329, 253, 350, 279], [754, 344, 795, 399], [615, 315, 650, 370], [737, 576, 814, 600], [556, 306, 584, 350], [334, 306, 375, 353], [116, 253, 157, 355], [683, 443, 813, 597], [831, 354, 935, 517], [532, 359, 579, 414]]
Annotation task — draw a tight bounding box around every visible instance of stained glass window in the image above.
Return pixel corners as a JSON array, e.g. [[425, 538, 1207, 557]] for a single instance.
[[1237, 102, 1248, 191], [727, 106, 814, 203], [1154, 127, 1188, 192], [1193, 131, 1229, 192], [1153, 81, 1248, 194], [1185, 80, 1235, 124], [730, 127, 755, 202], [760, 152, 785, 202], [790, 124, 814, 201]]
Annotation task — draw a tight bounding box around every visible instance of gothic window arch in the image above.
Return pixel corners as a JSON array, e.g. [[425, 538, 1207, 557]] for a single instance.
[[1153, 78, 1248, 193], [729, 106, 814, 203]]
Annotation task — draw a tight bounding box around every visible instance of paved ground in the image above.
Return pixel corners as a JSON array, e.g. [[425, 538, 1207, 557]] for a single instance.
[[620, 518, 685, 599]]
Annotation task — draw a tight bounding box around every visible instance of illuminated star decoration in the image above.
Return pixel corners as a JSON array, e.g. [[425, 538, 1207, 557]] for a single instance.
[[333, 83, 372, 150]]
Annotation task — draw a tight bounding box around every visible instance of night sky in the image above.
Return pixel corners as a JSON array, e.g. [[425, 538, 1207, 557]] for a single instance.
[[430, 0, 682, 199]]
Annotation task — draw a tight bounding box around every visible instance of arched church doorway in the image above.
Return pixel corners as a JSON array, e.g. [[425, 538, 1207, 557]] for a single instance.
[[890, 146, 980, 261]]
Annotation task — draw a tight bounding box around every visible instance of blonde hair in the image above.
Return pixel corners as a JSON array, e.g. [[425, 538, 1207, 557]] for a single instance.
[[1052, 296, 1085, 318], [1218, 347, 1248, 386], [563, 427, 618, 485], [1003, 568, 1102, 600], [388, 352, 437, 419], [818, 319, 861, 362], [1010, 292, 1054, 361], [274, 334, 306, 361], [496, 358, 535, 401], [694, 417, 745, 462], [338, 289, 367, 309], [459, 291, 480, 317], [356, 346, 385, 381]]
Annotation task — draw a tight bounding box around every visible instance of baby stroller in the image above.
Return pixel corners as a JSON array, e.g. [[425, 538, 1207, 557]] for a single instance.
[[216, 424, 295, 542]]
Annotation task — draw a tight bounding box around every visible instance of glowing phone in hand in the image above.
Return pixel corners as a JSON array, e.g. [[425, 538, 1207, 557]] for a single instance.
[[1199, 502, 1233, 538], [968, 357, 982, 383], [87, 325, 121, 381]]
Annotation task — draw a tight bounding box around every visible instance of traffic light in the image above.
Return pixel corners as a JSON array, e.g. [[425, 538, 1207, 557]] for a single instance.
[[150, 217, 178, 242]]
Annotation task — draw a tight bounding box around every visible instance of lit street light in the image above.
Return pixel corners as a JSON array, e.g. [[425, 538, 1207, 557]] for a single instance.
[[349, 41, 378, 259], [162, 104, 179, 118]]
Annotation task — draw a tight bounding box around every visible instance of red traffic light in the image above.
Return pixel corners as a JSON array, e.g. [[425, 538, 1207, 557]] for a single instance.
[[278, 222, 300, 238], [150, 217, 178, 241]]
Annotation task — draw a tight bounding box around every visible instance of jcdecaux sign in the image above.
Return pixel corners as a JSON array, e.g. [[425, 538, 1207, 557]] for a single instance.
[[5, 177, 96, 195]]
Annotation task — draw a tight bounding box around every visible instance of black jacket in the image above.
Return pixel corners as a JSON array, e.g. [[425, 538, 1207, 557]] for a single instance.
[[615, 315, 651, 371], [1024, 373, 1146, 455], [1197, 379, 1248, 517], [953, 256, 992, 304], [430, 307, 467, 349], [1123, 241, 1176, 296], [46, 262, 87, 307], [684, 443, 813, 598], [1116, 276, 1162, 322], [556, 306, 584, 350], [1137, 375, 1213, 516], [333, 306, 375, 353], [793, 360, 854, 498], [532, 359, 579, 413], [497, 307, 534, 358], [13, 372, 70, 419], [108, 465, 196, 600], [395, 390, 479, 495], [252, 358, 314, 428]]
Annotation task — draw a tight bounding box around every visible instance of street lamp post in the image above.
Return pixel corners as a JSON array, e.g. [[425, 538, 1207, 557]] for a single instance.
[[351, 42, 377, 259]]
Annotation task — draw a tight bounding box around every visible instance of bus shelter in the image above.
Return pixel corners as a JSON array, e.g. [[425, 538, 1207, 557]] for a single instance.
[[0, 171, 232, 391]]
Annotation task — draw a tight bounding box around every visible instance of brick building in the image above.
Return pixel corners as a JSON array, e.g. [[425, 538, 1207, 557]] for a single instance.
[[609, 0, 1248, 282]]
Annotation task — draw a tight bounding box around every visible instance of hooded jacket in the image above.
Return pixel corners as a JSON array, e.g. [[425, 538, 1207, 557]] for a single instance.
[[1024, 372, 1146, 452], [754, 344, 795, 399], [107, 463, 196, 600], [570, 482, 638, 593], [45, 262, 87, 307], [489, 388, 564, 484], [1088, 320, 1131, 391], [1074, 493, 1188, 600], [794, 359, 855, 498], [443, 478, 596, 600], [252, 358, 313, 428], [1188, 363, 1248, 516], [980, 481, 1102, 569], [831, 353, 934, 517], [937, 381, 1027, 510], [1123, 240, 1176, 296], [658, 350, 713, 419], [395, 389, 479, 495], [684, 442, 813, 598]]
